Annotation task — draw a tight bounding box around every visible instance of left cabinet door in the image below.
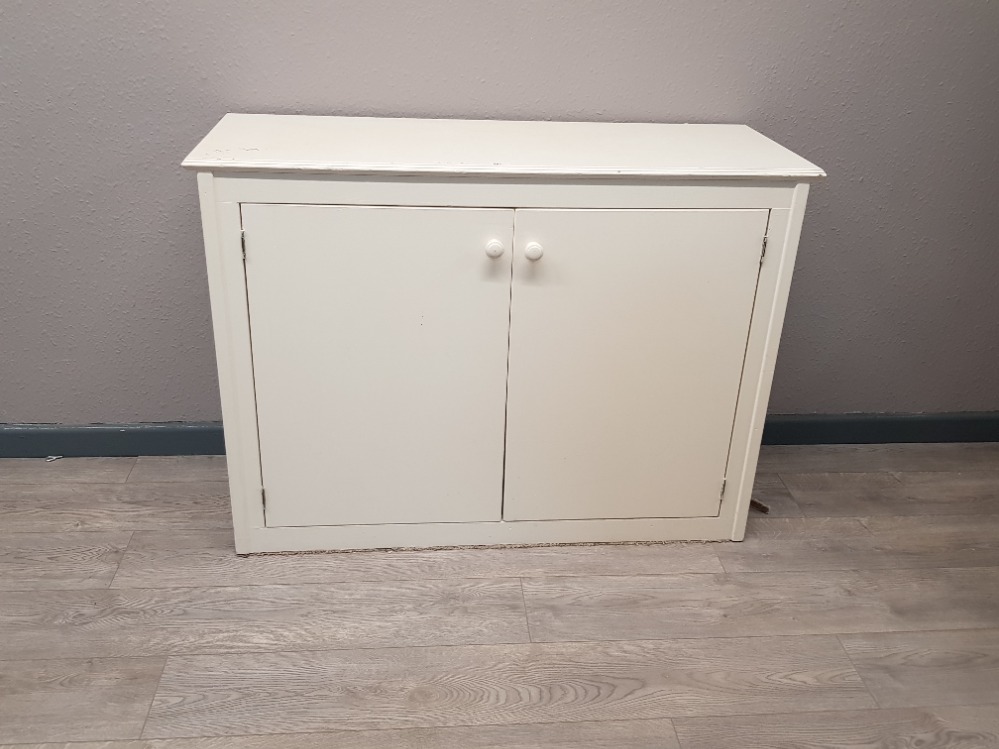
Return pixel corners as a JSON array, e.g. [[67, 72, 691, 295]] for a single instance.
[[241, 205, 514, 527]]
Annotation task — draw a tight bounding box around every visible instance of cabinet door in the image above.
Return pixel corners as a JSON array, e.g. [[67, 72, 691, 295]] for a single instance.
[[503, 209, 769, 521], [242, 205, 514, 527]]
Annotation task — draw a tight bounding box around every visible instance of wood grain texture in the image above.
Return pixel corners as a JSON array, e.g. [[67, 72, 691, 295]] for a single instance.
[[0, 579, 529, 659], [858, 514, 999, 569], [781, 471, 999, 517], [0, 532, 131, 590], [0, 657, 164, 743], [853, 567, 999, 632], [143, 636, 870, 737], [719, 515, 999, 572], [6, 443, 999, 746], [0, 482, 231, 532], [522, 567, 999, 642], [840, 629, 999, 708], [673, 705, 999, 749], [127, 457, 228, 484], [524, 569, 885, 641], [0, 458, 136, 485], [718, 517, 877, 573], [758, 443, 999, 473], [110, 530, 722, 589], [0, 719, 678, 749], [750, 473, 802, 517]]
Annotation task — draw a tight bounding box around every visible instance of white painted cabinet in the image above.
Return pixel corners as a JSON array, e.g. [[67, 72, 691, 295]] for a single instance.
[[185, 114, 823, 553]]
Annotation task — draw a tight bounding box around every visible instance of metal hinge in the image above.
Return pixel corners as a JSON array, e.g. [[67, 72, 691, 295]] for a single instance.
[[241, 230, 247, 260], [720, 478, 727, 498], [760, 235, 768, 263]]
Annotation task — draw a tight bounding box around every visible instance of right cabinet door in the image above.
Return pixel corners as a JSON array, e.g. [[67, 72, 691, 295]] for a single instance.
[[503, 209, 770, 521]]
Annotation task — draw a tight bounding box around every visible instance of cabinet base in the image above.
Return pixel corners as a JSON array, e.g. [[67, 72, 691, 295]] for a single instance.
[[237, 515, 743, 554]]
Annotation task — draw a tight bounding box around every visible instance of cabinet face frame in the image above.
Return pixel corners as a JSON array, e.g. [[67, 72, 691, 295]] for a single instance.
[[196, 173, 809, 552]]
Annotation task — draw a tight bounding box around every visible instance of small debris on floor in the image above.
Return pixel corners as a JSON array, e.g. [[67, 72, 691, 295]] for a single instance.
[[749, 498, 771, 514]]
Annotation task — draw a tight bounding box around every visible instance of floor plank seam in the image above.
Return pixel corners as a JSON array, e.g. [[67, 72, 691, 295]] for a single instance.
[[103, 576, 532, 593], [136, 656, 170, 741], [713, 554, 734, 574], [518, 577, 534, 643], [857, 516, 876, 534], [145, 703, 987, 742], [669, 701, 999, 725], [123, 457, 139, 483], [9, 630, 984, 663], [833, 633, 883, 709], [105, 530, 136, 589], [134, 715, 682, 743], [878, 699, 999, 712], [6, 627, 999, 665], [40, 705, 995, 746], [518, 563, 999, 581], [712, 562, 999, 574], [459, 626, 999, 650], [105, 563, 999, 585], [19, 554, 999, 585], [105, 570, 740, 590]]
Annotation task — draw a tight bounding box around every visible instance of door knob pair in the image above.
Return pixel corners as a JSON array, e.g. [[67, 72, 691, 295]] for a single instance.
[[485, 241, 543, 261]]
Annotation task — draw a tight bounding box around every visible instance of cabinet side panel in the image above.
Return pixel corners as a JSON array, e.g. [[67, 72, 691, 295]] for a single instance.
[[725, 183, 811, 540], [196, 173, 265, 552]]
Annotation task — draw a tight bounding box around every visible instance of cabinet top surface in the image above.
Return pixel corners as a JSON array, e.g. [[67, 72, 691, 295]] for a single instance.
[[183, 114, 825, 180]]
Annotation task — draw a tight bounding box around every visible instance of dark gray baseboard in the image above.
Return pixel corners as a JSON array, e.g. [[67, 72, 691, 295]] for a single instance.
[[0, 422, 225, 458], [762, 412, 999, 445], [1, 413, 997, 457]]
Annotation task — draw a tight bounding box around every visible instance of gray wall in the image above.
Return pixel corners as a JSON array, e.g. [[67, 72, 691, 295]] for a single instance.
[[3, 0, 998, 424]]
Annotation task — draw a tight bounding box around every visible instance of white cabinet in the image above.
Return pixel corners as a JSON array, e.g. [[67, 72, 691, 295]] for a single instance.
[[185, 114, 823, 553]]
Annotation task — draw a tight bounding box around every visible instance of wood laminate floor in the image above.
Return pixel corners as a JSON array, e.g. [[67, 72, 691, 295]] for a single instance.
[[1, 445, 998, 747]]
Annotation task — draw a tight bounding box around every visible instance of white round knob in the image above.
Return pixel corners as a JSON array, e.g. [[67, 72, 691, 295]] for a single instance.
[[524, 242, 544, 261], [485, 240, 505, 259]]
